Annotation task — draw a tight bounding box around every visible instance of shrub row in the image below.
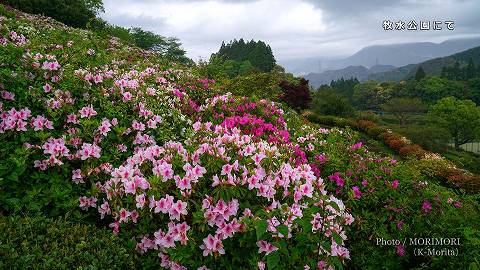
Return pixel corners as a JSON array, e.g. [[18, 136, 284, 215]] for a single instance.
[[304, 112, 480, 193]]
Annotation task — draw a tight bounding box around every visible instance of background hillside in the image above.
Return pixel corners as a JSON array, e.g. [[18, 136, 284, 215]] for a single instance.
[[369, 45, 480, 81]]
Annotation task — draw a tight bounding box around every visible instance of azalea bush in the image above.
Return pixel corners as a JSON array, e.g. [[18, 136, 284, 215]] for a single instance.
[[0, 10, 354, 269]]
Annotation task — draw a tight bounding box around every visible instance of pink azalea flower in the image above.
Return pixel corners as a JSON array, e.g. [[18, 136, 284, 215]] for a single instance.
[[31, 115, 54, 131], [175, 176, 191, 190], [93, 74, 103, 84], [98, 201, 111, 219], [78, 105, 97, 118], [66, 114, 78, 124], [132, 120, 145, 131], [124, 180, 137, 194], [1, 91, 15, 100], [200, 234, 225, 256], [422, 200, 432, 214], [396, 220, 404, 230], [119, 208, 130, 223], [78, 143, 101, 160], [330, 241, 350, 259], [169, 200, 188, 220], [122, 92, 132, 102], [361, 179, 368, 187], [72, 169, 83, 184], [350, 141, 363, 150], [257, 240, 278, 255], [136, 194, 146, 209], [392, 179, 399, 189], [396, 244, 405, 256], [352, 186, 362, 199], [43, 83, 52, 93], [97, 119, 111, 136], [252, 152, 266, 166]]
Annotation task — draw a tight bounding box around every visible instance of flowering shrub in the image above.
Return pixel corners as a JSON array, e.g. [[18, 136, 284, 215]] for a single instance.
[[80, 125, 354, 269], [0, 11, 355, 269]]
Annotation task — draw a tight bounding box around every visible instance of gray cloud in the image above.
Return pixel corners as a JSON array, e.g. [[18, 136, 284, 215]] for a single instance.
[[101, 0, 480, 67]]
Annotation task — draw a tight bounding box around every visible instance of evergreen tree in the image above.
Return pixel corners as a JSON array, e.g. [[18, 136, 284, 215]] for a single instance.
[[465, 58, 476, 80], [210, 39, 276, 72], [415, 66, 426, 81]]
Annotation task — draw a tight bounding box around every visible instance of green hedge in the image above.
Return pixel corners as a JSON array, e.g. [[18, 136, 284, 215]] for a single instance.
[[0, 216, 139, 269]]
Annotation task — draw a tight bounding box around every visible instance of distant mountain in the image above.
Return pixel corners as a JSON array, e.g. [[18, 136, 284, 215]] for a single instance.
[[280, 37, 480, 75], [340, 38, 480, 68], [304, 64, 395, 88], [368, 45, 480, 81]]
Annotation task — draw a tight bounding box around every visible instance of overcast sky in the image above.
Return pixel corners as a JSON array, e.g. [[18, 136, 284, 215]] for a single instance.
[[101, 0, 480, 62]]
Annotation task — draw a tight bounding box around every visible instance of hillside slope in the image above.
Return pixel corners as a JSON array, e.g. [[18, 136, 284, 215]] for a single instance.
[[1, 5, 479, 270], [304, 64, 395, 87], [368, 45, 480, 81]]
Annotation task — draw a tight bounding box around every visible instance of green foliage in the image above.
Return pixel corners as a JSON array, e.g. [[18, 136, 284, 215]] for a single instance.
[[441, 58, 480, 81], [381, 98, 426, 126], [411, 76, 467, 102], [414, 65, 426, 81], [428, 97, 480, 149], [127, 27, 192, 65], [396, 125, 451, 152], [3, 0, 102, 28], [312, 89, 354, 117], [444, 150, 480, 175], [0, 4, 15, 18], [324, 77, 360, 102], [211, 39, 276, 72], [0, 215, 140, 269], [467, 77, 480, 105], [225, 72, 282, 100], [352, 81, 382, 110]]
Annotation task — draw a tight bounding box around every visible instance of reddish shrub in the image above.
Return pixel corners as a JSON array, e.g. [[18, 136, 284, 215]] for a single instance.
[[279, 78, 311, 110], [399, 144, 425, 158]]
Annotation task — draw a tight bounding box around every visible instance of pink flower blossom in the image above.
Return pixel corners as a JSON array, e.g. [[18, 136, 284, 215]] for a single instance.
[[98, 201, 111, 219], [43, 83, 52, 93], [200, 234, 225, 256], [396, 244, 405, 256], [422, 200, 432, 214], [396, 220, 404, 230], [119, 208, 130, 223], [97, 119, 111, 136], [252, 152, 266, 166], [392, 179, 399, 189], [136, 194, 146, 209], [72, 169, 83, 184], [31, 115, 54, 131], [257, 240, 278, 255], [330, 241, 350, 259], [122, 92, 132, 102], [78, 105, 97, 118], [78, 143, 101, 160], [79, 196, 97, 210], [169, 200, 188, 221], [1, 91, 15, 100], [352, 186, 362, 199]]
